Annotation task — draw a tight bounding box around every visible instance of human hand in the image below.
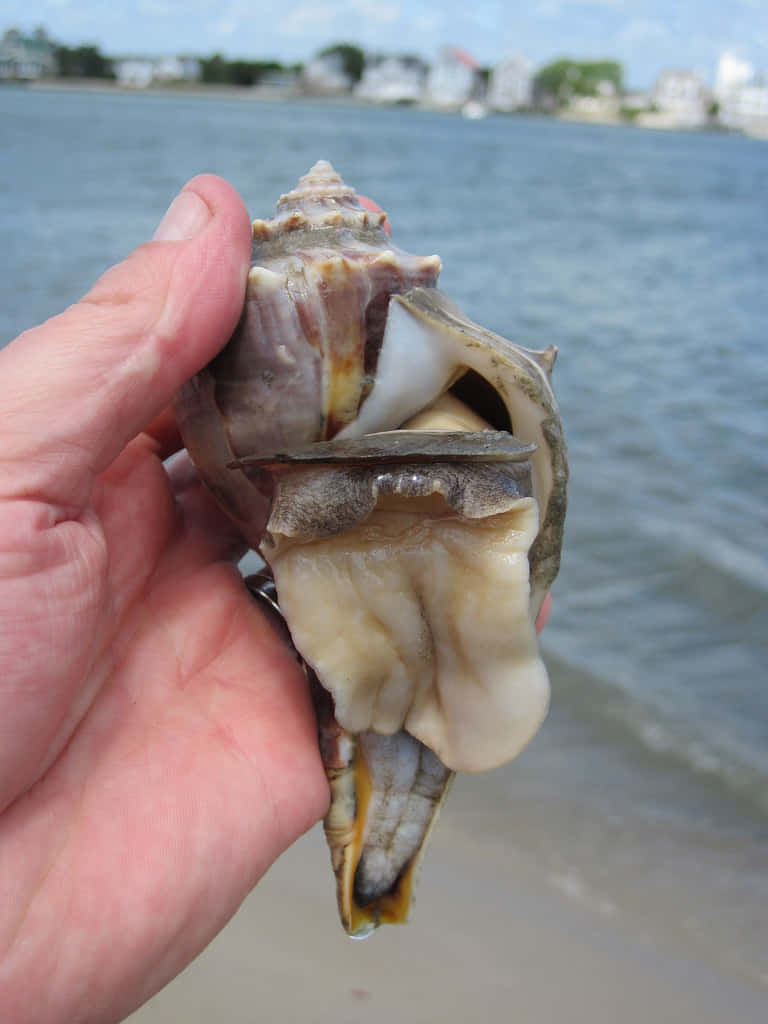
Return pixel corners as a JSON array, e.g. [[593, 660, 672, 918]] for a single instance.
[[0, 176, 329, 1024], [0, 179, 551, 1024]]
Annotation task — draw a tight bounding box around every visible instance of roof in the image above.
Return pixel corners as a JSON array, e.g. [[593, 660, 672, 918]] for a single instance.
[[446, 46, 479, 70]]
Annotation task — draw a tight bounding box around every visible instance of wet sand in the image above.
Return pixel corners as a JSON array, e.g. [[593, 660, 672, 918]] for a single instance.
[[127, 805, 767, 1024]]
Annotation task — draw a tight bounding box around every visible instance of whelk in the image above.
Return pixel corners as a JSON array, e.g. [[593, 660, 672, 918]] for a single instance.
[[175, 161, 568, 937]]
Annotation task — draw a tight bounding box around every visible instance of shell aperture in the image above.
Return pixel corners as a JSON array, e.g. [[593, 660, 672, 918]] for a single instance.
[[175, 161, 568, 937]]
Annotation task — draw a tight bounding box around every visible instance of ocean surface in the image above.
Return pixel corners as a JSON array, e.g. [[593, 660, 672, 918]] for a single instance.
[[1, 86, 767, 990]]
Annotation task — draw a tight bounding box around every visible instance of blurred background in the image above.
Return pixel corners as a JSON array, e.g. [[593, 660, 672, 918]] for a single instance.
[[1, 3, 767, 1020]]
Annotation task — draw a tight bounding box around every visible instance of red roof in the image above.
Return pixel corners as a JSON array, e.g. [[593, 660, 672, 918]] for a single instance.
[[447, 46, 479, 70]]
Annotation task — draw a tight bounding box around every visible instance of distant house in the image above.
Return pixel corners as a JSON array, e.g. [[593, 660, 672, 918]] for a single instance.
[[648, 70, 710, 128], [425, 47, 479, 109], [715, 51, 768, 135], [114, 59, 155, 88], [301, 53, 351, 96], [719, 82, 768, 134], [153, 56, 200, 82], [488, 55, 533, 112], [114, 55, 200, 88], [0, 27, 56, 80], [355, 56, 426, 105]]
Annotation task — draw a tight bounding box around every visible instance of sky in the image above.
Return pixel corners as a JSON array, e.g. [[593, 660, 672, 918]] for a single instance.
[[4, 0, 767, 89]]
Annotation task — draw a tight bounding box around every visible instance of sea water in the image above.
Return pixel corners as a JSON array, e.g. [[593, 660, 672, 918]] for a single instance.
[[1, 85, 766, 988]]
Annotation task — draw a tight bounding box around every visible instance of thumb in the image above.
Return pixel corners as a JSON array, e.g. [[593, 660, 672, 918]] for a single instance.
[[0, 175, 252, 509]]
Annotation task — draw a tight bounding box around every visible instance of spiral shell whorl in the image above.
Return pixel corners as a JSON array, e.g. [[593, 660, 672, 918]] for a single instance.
[[279, 159, 357, 208], [253, 160, 392, 239]]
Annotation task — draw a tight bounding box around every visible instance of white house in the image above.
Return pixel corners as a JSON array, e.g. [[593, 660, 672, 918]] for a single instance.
[[719, 82, 768, 134], [114, 56, 200, 88], [0, 27, 56, 80], [114, 59, 154, 88], [355, 56, 426, 105], [153, 56, 200, 82], [488, 55, 533, 111], [425, 47, 478, 109], [715, 51, 768, 135], [649, 70, 710, 128]]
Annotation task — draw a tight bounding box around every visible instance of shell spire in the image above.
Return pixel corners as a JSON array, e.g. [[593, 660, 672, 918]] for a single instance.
[[253, 159, 380, 235], [278, 159, 356, 208]]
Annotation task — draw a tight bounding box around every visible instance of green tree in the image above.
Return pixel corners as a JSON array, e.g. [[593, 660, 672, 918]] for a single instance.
[[534, 59, 623, 105], [228, 60, 259, 86], [199, 53, 229, 84], [56, 44, 114, 79]]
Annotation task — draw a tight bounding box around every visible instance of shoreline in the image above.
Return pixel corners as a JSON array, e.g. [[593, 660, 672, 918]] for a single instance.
[[14, 78, 758, 138], [25, 78, 317, 102]]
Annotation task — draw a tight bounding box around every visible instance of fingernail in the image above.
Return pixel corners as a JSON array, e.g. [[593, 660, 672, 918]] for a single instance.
[[153, 189, 212, 242]]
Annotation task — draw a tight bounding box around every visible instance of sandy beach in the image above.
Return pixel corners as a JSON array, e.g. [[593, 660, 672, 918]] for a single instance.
[[127, 786, 767, 1024]]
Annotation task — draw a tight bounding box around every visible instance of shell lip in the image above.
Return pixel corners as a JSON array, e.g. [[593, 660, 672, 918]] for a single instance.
[[227, 430, 537, 470]]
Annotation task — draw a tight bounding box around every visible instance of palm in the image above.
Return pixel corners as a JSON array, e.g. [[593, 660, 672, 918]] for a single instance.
[[0, 431, 326, 1021]]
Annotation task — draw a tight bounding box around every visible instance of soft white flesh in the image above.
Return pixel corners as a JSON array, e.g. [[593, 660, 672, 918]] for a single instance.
[[264, 396, 550, 773], [337, 294, 557, 617]]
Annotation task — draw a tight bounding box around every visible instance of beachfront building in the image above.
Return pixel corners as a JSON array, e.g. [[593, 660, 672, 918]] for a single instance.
[[114, 56, 200, 88], [648, 69, 710, 128], [114, 59, 154, 88], [153, 56, 200, 82], [0, 27, 56, 80], [488, 55, 533, 111], [355, 56, 426, 105], [715, 51, 768, 136], [718, 81, 768, 136], [424, 47, 479, 109]]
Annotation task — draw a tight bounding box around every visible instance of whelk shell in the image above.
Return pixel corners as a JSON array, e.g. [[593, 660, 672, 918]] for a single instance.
[[175, 161, 568, 937]]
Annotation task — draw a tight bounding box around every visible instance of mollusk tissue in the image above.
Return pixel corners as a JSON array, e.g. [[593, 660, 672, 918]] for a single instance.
[[175, 161, 568, 938]]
